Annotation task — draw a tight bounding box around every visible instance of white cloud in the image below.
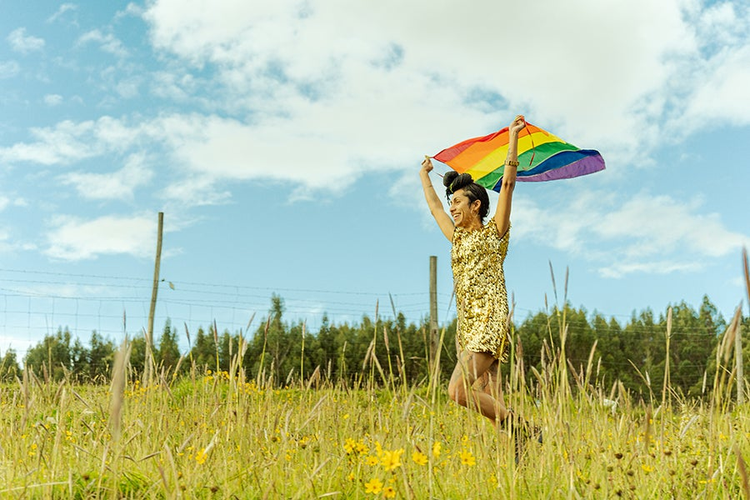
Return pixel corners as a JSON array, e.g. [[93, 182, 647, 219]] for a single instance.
[[1, 107, 465, 200], [0, 194, 28, 211], [47, 3, 77, 24], [44, 94, 63, 106], [0, 221, 33, 254], [595, 195, 748, 259], [7, 0, 750, 198], [77, 30, 128, 58], [0, 60, 20, 79], [59, 153, 154, 201], [115, 3, 144, 20], [115, 77, 141, 99], [513, 190, 750, 278], [138, 0, 750, 181], [7, 28, 45, 54], [599, 261, 703, 279], [681, 45, 750, 127], [141, 0, 699, 160], [0, 117, 143, 165], [149, 71, 197, 101], [512, 190, 614, 256], [160, 174, 231, 207], [0, 229, 11, 253], [44, 213, 157, 261], [2, 0, 749, 269]]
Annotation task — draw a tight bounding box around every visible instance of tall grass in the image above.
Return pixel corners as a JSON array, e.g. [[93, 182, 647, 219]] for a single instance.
[[1, 254, 749, 498], [2, 345, 748, 498]]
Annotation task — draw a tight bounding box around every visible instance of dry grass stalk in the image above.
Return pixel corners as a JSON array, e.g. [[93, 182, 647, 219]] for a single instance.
[[662, 307, 672, 409], [389, 293, 408, 392], [737, 445, 750, 499], [306, 365, 321, 389], [109, 338, 131, 442], [142, 327, 153, 387], [213, 319, 220, 374], [257, 315, 271, 387]]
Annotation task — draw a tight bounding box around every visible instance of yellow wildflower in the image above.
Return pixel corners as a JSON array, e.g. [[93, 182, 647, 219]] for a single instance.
[[383, 486, 397, 498], [381, 449, 404, 471], [460, 449, 476, 466], [432, 441, 442, 458], [356, 441, 369, 454], [412, 451, 428, 466], [366, 456, 379, 466], [364, 477, 383, 494], [344, 438, 356, 454]]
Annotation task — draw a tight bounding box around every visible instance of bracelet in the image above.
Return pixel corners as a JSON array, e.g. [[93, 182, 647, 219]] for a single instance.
[[505, 160, 519, 167]]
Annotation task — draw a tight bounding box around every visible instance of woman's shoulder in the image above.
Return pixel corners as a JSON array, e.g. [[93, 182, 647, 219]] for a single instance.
[[484, 221, 511, 240]]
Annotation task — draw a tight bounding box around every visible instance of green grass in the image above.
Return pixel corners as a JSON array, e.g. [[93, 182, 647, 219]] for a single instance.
[[2, 359, 750, 499]]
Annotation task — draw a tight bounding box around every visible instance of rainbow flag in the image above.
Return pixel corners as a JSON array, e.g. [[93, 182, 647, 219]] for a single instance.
[[432, 123, 605, 192]]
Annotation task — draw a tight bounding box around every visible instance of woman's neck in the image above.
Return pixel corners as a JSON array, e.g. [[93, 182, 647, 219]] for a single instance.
[[462, 218, 483, 231]]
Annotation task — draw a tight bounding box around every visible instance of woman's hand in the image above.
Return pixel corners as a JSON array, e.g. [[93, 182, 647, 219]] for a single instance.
[[508, 115, 526, 137], [421, 156, 434, 174]]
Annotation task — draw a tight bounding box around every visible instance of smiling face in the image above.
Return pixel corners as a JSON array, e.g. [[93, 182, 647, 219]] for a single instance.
[[449, 188, 482, 229]]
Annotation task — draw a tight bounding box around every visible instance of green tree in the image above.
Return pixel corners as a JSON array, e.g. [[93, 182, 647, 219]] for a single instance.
[[157, 319, 181, 373], [560, 305, 596, 376], [590, 313, 624, 391], [129, 336, 147, 377], [0, 348, 21, 381], [70, 337, 89, 381], [190, 327, 216, 371], [313, 314, 337, 380], [515, 310, 552, 382], [245, 295, 295, 383], [218, 329, 233, 373], [88, 331, 116, 382], [620, 309, 658, 398], [24, 327, 74, 381]]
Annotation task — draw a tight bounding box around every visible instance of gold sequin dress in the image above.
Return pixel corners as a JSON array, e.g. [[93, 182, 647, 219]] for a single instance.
[[451, 222, 511, 361]]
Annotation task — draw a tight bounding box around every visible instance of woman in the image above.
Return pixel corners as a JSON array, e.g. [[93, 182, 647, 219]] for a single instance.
[[420, 115, 534, 442]]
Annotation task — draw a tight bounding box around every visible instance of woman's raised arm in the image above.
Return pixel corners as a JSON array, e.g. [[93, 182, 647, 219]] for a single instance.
[[494, 115, 525, 238], [421, 157, 454, 241]]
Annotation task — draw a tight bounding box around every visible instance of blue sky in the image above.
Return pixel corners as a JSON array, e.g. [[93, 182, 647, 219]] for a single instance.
[[1, 0, 749, 356]]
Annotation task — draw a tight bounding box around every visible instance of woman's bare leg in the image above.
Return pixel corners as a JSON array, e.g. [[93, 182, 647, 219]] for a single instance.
[[448, 350, 509, 423], [477, 360, 507, 410]]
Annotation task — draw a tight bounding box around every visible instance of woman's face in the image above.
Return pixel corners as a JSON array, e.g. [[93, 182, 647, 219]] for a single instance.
[[449, 188, 481, 228]]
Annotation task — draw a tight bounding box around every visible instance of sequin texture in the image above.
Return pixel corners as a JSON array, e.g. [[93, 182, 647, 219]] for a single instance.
[[451, 222, 510, 361]]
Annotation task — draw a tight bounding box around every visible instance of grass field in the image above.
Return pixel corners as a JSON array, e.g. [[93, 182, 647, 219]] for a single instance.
[[3, 253, 750, 499], [2, 322, 750, 500]]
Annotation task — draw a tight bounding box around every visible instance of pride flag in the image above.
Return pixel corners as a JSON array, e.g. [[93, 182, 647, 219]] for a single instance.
[[432, 123, 605, 192]]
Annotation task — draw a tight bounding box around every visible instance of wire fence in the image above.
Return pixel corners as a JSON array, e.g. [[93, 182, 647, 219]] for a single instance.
[[0, 267, 454, 356], [0, 266, 741, 360]]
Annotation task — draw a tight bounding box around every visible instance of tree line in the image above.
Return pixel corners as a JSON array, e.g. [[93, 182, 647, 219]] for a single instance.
[[2, 294, 748, 399]]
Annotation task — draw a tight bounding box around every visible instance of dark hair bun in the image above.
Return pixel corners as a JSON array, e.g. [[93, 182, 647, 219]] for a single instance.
[[443, 172, 474, 199], [443, 171, 458, 188]]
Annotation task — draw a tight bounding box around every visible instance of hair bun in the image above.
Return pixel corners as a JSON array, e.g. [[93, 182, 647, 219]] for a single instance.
[[443, 171, 458, 188], [443, 172, 474, 198]]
